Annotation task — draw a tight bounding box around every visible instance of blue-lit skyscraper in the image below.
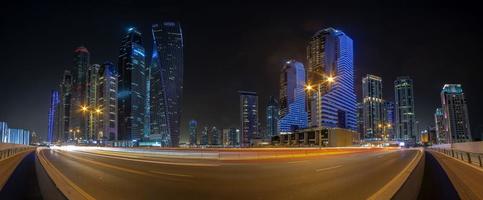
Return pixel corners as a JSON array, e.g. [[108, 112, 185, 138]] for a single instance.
[[278, 60, 308, 133], [306, 28, 356, 130], [48, 90, 60, 143], [150, 22, 184, 147], [6, 128, 30, 145], [266, 96, 279, 138], [440, 84, 472, 143], [239, 91, 259, 147], [394, 77, 416, 142], [117, 27, 146, 144], [0, 121, 8, 143]]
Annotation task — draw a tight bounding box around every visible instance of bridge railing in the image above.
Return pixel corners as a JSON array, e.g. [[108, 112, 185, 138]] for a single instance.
[[430, 147, 483, 168], [0, 144, 35, 161]]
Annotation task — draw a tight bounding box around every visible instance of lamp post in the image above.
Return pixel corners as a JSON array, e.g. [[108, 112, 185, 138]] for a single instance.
[[378, 122, 392, 143], [305, 74, 335, 127], [80, 105, 103, 144]]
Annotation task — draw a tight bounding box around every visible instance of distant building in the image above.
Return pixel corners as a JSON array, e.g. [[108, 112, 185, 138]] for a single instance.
[[6, 128, 30, 145], [239, 91, 259, 147], [278, 60, 308, 134], [70, 46, 90, 143], [200, 126, 209, 145], [265, 96, 279, 138], [59, 70, 73, 142], [222, 128, 240, 146], [0, 121, 8, 143], [117, 27, 146, 145], [440, 84, 472, 143], [188, 120, 197, 145], [150, 22, 184, 147], [383, 101, 395, 139], [394, 77, 416, 143], [209, 126, 220, 145], [306, 28, 356, 130], [356, 103, 364, 139], [434, 108, 447, 144], [97, 62, 118, 141], [362, 74, 384, 140], [48, 90, 60, 143]]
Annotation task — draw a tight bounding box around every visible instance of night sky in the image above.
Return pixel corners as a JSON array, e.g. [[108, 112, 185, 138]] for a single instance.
[[1, 1, 482, 142]]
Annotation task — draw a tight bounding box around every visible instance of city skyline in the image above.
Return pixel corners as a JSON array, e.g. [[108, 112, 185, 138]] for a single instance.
[[1, 2, 482, 142]]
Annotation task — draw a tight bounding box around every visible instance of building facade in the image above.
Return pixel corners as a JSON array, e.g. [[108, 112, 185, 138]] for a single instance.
[[0, 122, 7, 143], [59, 70, 73, 142], [6, 128, 30, 145], [70, 46, 90, 143], [362, 74, 384, 140], [278, 60, 308, 133], [48, 90, 60, 143], [188, 120, 197, 145], [434, 108, 446, 144], [306, 28, 356, 130], [440, 84, 472, 143], [384, 101, 395, 139], [239, 91, 259, 147], [97, 62, 118, 141], [150, 22, 184, 147], [394, 77, 416, 142], [265, 96, 279, 138], [117, 27, 147, 144]]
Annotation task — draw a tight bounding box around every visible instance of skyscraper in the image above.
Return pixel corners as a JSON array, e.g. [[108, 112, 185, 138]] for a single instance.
[[266, 96, 279, 138], [384, 101, 395, 139], [71, 46, 90, 142], [118, 27, 146, 145], [440, 84, 472, 143], [87, 64, 100, 141], [188, 120, 197, 145], [239, 91, 258, 147], [210, 126, 220, 145], [48, 90, 60, 143], [394, 77, 416, 142], [306, 28, 356, 130], [278, 60, 308, 134], [0, 121, 8, 143], [6, 128, 30, 145], [97, 62, 118, 141], [150, 22, 184, 147], [362, 74, 384, 140], [59, 70, 73, 141], [434, 108, 446, 144], [356, 103, 364, 139]]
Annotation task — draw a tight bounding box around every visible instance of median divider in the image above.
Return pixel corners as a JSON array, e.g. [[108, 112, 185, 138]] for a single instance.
[[35, 148, 95, 200], [0, 144, 36, 190], [368, 148, 424, 200]]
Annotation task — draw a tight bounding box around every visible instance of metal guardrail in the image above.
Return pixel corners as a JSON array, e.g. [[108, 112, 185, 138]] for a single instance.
[[0, 147, 35, 161], [430, 147, 483, 168]]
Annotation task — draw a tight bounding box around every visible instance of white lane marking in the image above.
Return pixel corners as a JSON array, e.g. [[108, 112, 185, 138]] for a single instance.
[[315, 165, 343, 172], [149, 170, 194, 178], [68, 150, 221, 167], [288, 160, 309, 164]]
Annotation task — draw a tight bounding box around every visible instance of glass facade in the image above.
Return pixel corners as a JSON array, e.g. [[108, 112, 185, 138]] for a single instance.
[[440, 84, 472, 143], [394, 76, 416, 142], [98, 62, 118, 141], [6, 128, 30, 145], [306, 28, 356, 130], [118, 27, 146, 143], [59, 70, 73, 141], [239, 91, 258, 147], [362, 74, 384, 139], [0, 122, 7, 143], [265, 96, 279, 138], [150, 22, 184, 147], [71, 46, 90, 142], [278, 60, 308, 133], [434, 108, 446, 144], [48, 90, 60, 143]]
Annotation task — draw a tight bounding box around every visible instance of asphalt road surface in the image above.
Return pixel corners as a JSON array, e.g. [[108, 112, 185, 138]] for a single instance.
[[40, 148, 418, 200]]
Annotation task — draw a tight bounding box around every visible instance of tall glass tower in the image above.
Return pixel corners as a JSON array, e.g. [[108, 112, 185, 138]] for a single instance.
[[306, 28, 356, 130], [48, 90, 60, 143], [265, 96, 279, 138], [394, 76, 416, 142], [278, 60, 308, 133], [434, 108, 446, 144], [239, 91, 258, 147], [150, 22, 184, 147], [59, 70, 73, 141], [117, 27, 146, 144], [71, 46, 90, 142], [362, 74, 384, 139], [98, 62, 118, 141], [440, 84, 472, 143]]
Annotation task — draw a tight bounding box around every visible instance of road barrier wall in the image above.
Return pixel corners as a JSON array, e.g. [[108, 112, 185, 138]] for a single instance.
[[430, 147, 483, 168], [0, 144, 35, 161]]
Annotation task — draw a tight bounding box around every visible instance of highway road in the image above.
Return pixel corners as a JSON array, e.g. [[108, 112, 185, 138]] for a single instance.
[[39, 148, 418, 200]]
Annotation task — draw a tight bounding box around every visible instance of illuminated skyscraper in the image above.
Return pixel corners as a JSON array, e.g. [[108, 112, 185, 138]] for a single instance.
[[266, 96, 279, 138], [48, 90, 60, 143], [6, 128, 30, 145], [97, 62, 118, 141], [0, 122, 7, 143], [278, 60, 308, 133], [71, 46, 90, 142], [117, 27, 146, 145], [362, 74, 384, 140], [384, 101, 395, 139], [59, 70, 73, 141], [434, 108, 446, 144], [188, 120, 197, 145], [394, 77, 416, 142], [306, 28, 356, 130], [150, 22, 184, 147], [239, 91, 259, 147], [87, 64, 100, 141], [440, 84, 472, 143]]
